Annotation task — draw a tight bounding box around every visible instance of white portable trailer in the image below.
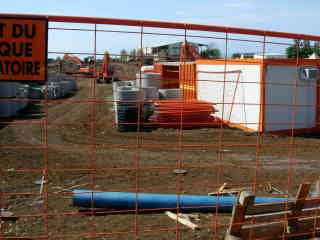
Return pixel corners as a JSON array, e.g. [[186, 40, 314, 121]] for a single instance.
[[195, 59, 320, 133]]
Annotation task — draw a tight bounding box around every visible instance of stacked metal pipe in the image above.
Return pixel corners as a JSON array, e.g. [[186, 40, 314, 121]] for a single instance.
[[0, 82, 29, 118]]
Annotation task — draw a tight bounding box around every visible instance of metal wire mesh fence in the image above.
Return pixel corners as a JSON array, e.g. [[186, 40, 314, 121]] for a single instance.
[[1, 13, 320, 239]]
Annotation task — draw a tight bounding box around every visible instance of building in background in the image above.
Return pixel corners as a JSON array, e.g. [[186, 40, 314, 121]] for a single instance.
[[151, 41, 208, 61]]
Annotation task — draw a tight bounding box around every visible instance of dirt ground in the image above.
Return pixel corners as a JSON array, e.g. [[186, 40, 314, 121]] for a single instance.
[[1, 66, 320, 239]]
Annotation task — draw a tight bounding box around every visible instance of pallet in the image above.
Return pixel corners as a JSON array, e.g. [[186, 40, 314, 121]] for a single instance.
[[225, 183, 320, 240]]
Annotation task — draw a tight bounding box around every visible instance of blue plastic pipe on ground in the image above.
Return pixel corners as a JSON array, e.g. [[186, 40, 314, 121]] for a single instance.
[[73, 190, 287, 213]]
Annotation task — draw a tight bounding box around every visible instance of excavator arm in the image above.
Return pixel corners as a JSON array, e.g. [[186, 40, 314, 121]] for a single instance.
[[63, 54, 84, 67]]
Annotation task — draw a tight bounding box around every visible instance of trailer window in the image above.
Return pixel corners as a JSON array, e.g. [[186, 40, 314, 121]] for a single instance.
[[299, 67, 319, 81]]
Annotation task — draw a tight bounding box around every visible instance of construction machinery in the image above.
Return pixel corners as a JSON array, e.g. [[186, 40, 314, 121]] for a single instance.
[[79, 56, 95, 75], [63, 54, 83, 67], [96, 51, 115, 83], [63, 52, 115, 83], [61, 54, 83, 74], [62, 54, 94, 74]]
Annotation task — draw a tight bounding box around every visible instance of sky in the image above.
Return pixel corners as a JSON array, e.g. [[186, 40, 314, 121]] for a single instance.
[[2, 0, 320, 58]]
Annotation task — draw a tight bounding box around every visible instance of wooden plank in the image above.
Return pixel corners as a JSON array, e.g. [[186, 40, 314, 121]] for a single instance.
[[246, 201, 295, 215], [239, 191, 255, 207], [295, 184, 311, 213], [242, 215, 320, 239], [209, 183, 249, 196], [288, 183, 311, 233], [296, 215, 320, 233], [245, 207, 320, 224], [165, 211, 199, 230], [225, 184, 319, 239], [208, 191, 240, 196], [228, 204, 246, 237], [242, 221, 287, 239], [224, 234, 242, 240], [228, 191, 255, 237], [304, 197, 320, 208], [245, 197, 320, 216]]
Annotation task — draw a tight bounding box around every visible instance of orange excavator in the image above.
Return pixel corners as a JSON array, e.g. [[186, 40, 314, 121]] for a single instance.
[[63, 54, 83, 66], [97, 51, 115, 83], [62, 54, 93, 74], [63, 52, 115, 83], [79, 57, 95, 75]]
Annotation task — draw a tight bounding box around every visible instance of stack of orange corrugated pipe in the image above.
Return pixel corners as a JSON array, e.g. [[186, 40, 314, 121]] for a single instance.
[[150, 100, 220, 129]]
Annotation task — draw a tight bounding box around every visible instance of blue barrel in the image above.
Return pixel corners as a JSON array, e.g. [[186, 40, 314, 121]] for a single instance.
[[73, 190, 287, 213]]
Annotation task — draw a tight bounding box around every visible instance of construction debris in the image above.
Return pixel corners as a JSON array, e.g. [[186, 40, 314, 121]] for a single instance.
[[208, 183, 250, 196], [0, 82, 29, 118], [264, 182, 285, 195], [224, 183, 320, 240], [29, 73, 77, 100], [165, 211, 199, 230], [173, 169, 188, 175]]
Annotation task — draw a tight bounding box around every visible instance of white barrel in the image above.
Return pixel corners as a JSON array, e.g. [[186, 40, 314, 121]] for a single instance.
[[112, 82, 120, 124], [159, 88, 181, 99], [113, 81, 135, 101], [117, 86, 144, 102], [141, 66, 154, 72], [136, 72, 162, 89], [117, 86, 144, 132], [114, 85, 143, 125], [113, 82, 124, 125]]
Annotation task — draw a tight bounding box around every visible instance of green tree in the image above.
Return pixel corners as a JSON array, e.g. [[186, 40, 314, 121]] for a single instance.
[[303, 40, 313, 57], [84, 56, 91, 64], [200, 48, 221, 59], [286, 40, 314, 58], [232, 53, 241, 59]]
